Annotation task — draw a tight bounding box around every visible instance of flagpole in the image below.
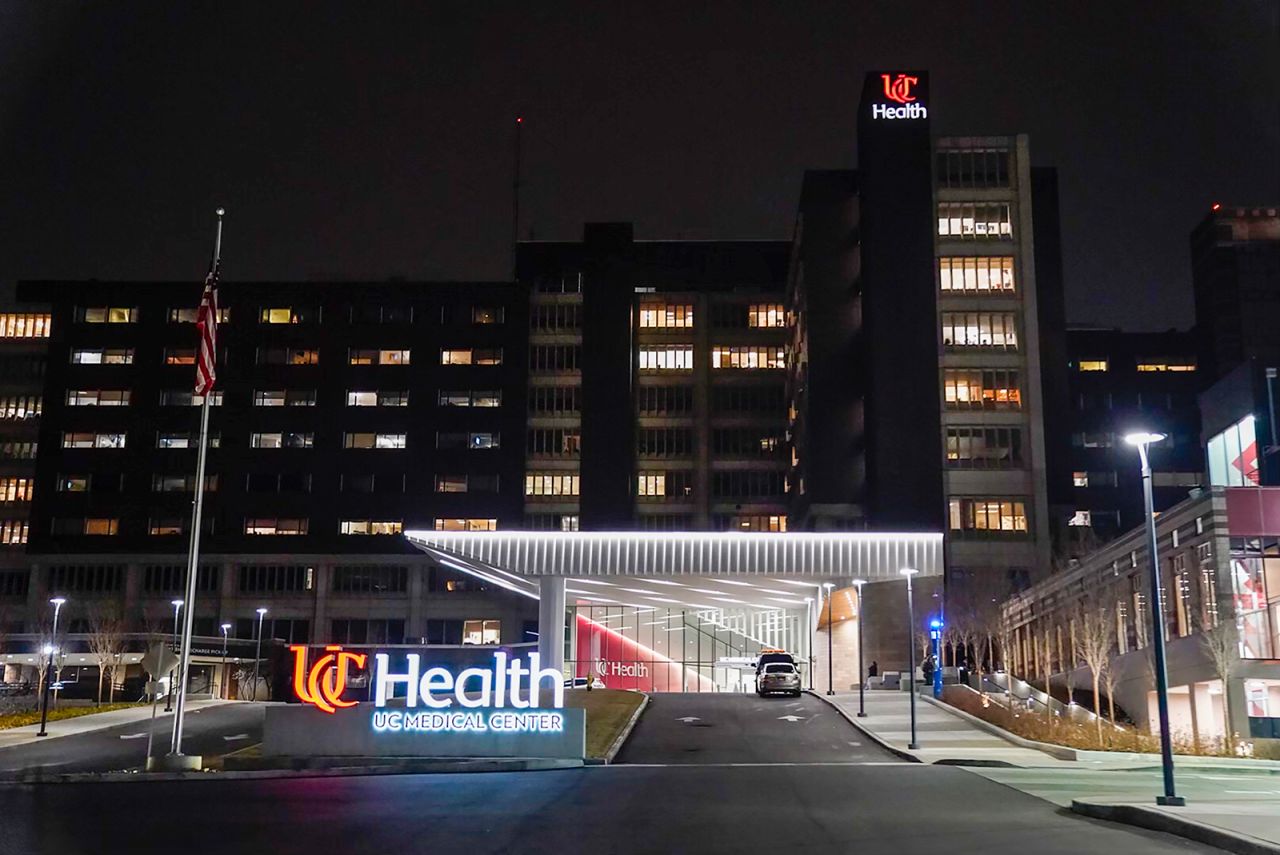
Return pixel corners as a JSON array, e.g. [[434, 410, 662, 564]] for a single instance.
[[168, 208, 223, 761]]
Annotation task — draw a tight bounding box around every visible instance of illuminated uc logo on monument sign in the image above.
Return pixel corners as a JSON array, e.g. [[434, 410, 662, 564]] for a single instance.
[[289, 646, 567, 735], [873, 73, 928, 120]]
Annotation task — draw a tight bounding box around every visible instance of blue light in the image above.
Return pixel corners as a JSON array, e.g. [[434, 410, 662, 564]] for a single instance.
[[929, 618, 943, 629]]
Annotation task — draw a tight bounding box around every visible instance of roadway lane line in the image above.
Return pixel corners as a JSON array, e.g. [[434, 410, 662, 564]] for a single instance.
[[222, 733, 250, 741], [118, 733, 148, 740], [596, 762, 914, 768]]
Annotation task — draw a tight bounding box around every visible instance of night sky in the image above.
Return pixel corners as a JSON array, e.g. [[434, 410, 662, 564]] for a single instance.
[[2, 2, 1277, 330]]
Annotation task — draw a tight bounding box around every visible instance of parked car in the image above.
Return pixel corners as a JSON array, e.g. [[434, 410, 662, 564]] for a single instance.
[[756, 662, 801, 697]]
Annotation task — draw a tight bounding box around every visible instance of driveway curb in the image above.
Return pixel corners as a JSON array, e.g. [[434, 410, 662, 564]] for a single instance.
[[919, 692, 1074, 760], [1071, 799, 1280, 855], [806, 690, 921, 763], [598, 693, 649, 765]]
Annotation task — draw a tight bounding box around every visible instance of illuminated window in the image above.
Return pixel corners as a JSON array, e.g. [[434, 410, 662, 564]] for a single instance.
[[433, 518, 498, 531], [938, 257, 1016, 294], [149, 519, 183, 536], [244, 518, 309, 535], [169, 306, 230, 323], [344, 432, 406, 450], [435, 475, 468, 493], [260, 306, 319, 324], [65, 390, 130, 407], [340, 520, 404, 535], [1068, 510, 1092, 527], [637, 473, 666, 496], [58, 476, 89, 492], [462, 619, 501, 645], [638, 303, 694, 328], [347, 390, 377, 407], [71, 347, 134, 364], [1136, 361, 1196, 373], [1077, 360, 1108, 372], [472, 306, 504, 324], [164, 348, 196, 365], [439, 389, 501, 407], [251, 432, 314, 449], [0, 313, 51, 338], [257, 347, 319, 365], [440, 348, 502, 366], [253, 389, 315, 407], [639, 346, 694, 371], [948, 498, 1029, 537], [524, 472, 580, 496], [0, 520, 29, 544], [1073, 471, 1089, 487], [83, 518, 120, 536], [0, 478, 33, 502], [159, 390, 223, 406], [711, 346, 785, 369], [942, 369, 1021, 410], [720, 515, 787, 532], [77, 307, 137, 323], [936, 203, 1013, 239], [747, 304, 786, 328], [940, 312, 1018, 350], [1207, 415, 1258, 486], [62, 432, 126, 449]]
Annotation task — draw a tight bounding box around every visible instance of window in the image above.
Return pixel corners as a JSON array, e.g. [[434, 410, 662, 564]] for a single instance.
[[71, 347, 134, 364], [62, 432, 126, 449], [1152, 472, 1204, 487], [152, 473, 218, 492], [0, 568, 30, 594], [714, 514, 787, 532], [247, 472, 313, 493], [1207, 415, 1259, 487], [440, 348, 502, 365], [82, 518, 120, 536], [527, 429, 581, 456], [1137, 361, 1196, 373], [437, 432, 499, 450], [332, 565, 408, 594], [1073, 471, 1089, 487], [148, 518, 184, 536], [0, 442, 38, 460], [525, 472, 580, 496], [527, 386, 575, 414], [169, 306, 230, 323], [142, 564, 219, 594], [935, 148, 1010, 188], [0, 396, 40, 420], [344, 432, 406, 449], [637, 385, 693, 414], [948, 498, 1029, 537], [66, 390, 130, 406], [462, 619, 501, 645], [638, 428, 694, 457], [638, 303, 694, 328], [940, 312, 1018, 350], [943, 369, 1021, 409], [639, 346, 693, 371], [433, 518, 498, 531], [524, 513, 580, 531], [243, 519, 309, 536], [1077, 360, 1108, 372], [0, 520, 28, 545], [260, 306, 319, 324], [256, 346, 319, 365], [0, 313, 51, 338], [340, 520, 404, 535], [0, 478, 33, 502], [529, 345, 580, 372], [237, 564, 313, 591], [77, 307, 137, 323], [711, 385, 786, 414], [159, 390, 224, 406], [636, 514, 695, 531], [349, 304, 412, 324], [472, 306, 504, 324], [531, 303, 581, 331], [1073, 431, 1115, 449], [710, 428, 783, 457], [250, 432, 314, 449], [936, 203, 1013, 239], [1068, 510, 1092, 527], [156, 431, 219, 450], [435, 474, 467, 493], [938, 257, 1016, 294], [46, 564, 126, 591], [711, 346, 785, 369], [57, 476, 90, 492], [711, 471, 786, 498], [254, 389, 316, 407], [945, 427, 1024, 469], [747, 303, 786, 328], [164, 348, 196, 365], [440, 389, 502, 408], [331, 618, 407, 645]]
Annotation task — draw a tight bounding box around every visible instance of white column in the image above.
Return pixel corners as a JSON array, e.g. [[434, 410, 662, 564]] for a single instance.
[[538, 576, 567, 675]]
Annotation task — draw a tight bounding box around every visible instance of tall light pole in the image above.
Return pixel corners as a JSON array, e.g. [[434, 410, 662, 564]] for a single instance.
[[1125, 431, 1185, 807], [36, 596, 67, 737], [901, 568, 920, 750], [852, 579, 867, 717], [823, 582, 835, 695], [219, 623, 232, 700], [803, 597, 815, 691], [165, 599, 183, 712], [252, 607, 268, 702]]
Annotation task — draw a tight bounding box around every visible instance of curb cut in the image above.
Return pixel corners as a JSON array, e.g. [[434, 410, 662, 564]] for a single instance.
[[806, 690, 921, 764], [600, 693, 649, 765], [920, 692, 1074, 761], [1071, 800, 1280, 855], [4, 757, 583, 785]]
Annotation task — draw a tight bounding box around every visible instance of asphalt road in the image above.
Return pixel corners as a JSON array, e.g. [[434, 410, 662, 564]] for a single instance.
[[0, 694, 1223, 855], [0, 703, 265, 778]]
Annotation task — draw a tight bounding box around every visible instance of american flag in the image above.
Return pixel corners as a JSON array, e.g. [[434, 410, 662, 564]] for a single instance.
[[194, 262, 219, 396]]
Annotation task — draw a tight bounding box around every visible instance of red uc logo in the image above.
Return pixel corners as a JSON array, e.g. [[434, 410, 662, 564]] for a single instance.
[[290, 644, 367, 714], [881, 73, 919, 104]]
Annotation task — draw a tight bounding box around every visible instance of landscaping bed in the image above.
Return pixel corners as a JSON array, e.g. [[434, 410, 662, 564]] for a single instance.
[[564, 689, 646, 759], [0, 701, 144, 730]]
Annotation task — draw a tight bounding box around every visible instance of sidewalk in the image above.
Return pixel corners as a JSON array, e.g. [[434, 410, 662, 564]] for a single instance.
[[0, 699, 236, 749], [813, 689, 1069, 766]]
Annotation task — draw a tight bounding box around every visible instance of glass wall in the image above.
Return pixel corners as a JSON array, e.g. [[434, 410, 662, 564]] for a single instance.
[[1207, 415, 1259, 486]]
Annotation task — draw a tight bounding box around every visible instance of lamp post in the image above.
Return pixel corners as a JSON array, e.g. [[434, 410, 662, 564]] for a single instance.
[[930, 618, 944, 699], [252, 607, 268, 702], [1125, 430, 1186, 807], [852, 579, 867, 717], [165, 599, 183, 712], [823, 582, 835, 695], [219, 623, 231, 700], [36, 596, 67, 738], [803, 597, 815, 691], [901, 568, 920, 750]]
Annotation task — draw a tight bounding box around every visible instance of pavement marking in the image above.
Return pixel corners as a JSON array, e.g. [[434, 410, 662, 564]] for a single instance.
[[675, 716, 701, 723], [777, 715, 804, 722], [605, 761, 912, 768], [118, 733, 147, 740], [222, 733, 250, 742]]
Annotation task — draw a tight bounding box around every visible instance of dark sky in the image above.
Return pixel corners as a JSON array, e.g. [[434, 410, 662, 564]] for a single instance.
[[2, 2, 1277, 330]]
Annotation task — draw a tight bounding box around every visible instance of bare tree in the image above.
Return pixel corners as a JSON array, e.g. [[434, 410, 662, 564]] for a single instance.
[[1039, 626, 1055, 725], [1100, 652, 1120, 725], [86, 605, 127, 704], [1200, 619, 1239, 753], [1073, 599, 1115, 740], [994, 613, 1017, 709]]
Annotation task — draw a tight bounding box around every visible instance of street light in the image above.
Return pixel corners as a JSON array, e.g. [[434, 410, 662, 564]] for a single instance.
[[252, 607, 268, 702], [823, 582, 835, 696], [220, 623, 232, 700], [852, 579, 867, 717], [803, 597, 815, 691], [1124, 430, 1186, 807], [901, 568, 920, 750], [165, 599, 183, 712], [36, 596, 67, 738]]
